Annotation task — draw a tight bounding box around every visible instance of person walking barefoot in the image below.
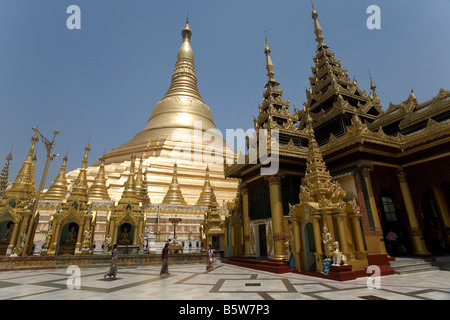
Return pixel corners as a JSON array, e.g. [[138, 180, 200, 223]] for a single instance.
[[104, 244, 118, 280], [160, 242, 171, 276], [206, 244, 215, 271]]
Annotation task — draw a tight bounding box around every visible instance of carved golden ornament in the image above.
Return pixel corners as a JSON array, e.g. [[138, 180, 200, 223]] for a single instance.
[[361, 166, 373, 178], [273, 232, 287, 242], [397, 169, 407, 183], [265, 175, 281, 186]]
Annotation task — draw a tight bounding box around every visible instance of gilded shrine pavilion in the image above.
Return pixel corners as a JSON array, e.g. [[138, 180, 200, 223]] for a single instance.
[[224, 8, 450, 276], [0, 8, 449, 279]]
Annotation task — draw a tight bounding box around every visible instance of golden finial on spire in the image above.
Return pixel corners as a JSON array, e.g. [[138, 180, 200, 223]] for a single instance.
[[368, 69, 377, 92], [82, 141, 91, 169], [160, 17, 203, 102], [178, 16, 194, 60], [311, 1, 324, 44], [264, 32, 275, 80]]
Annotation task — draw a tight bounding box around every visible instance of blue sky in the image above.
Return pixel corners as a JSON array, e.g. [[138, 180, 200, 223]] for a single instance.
[[0, 0, 449, 189]]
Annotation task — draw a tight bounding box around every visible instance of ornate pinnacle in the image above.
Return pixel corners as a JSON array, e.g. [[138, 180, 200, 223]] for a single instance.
[[196, 165, 214, 206], [162, 162, 187, 205], [82, 142, 91, 169], [88, 158, 110, 201], [264, 33, 275, 80], [164, 18, 203, 101], [312, 10, 324, 44], [0, 152, 12, 197], [124, 155, 136, 192], [43, 155, 69, 201]]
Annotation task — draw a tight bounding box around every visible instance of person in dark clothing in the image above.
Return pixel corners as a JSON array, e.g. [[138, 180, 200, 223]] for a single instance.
[[160, 242, 171, 276]]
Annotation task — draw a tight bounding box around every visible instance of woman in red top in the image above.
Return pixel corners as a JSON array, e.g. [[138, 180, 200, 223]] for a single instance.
[[160, 242, 171, 276]]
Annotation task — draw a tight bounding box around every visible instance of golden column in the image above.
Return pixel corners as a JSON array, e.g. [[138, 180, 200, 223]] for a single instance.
[[350, 213, 367, 259], [361, 166, 387, 254], [312, 214, 324, 272], [109, 218, 117, 245], [137, 219, 143, 245], [431, 185, 450, 247], [75, 222, 85, 254], [266, 175, 285, 261], [397, 169, 430, 255], [334, 213, 351, 257], [292, 219, 301, 271], [241, 185, 251, 257], [7, 221, 21, 254], [49, 222, 61, 255]]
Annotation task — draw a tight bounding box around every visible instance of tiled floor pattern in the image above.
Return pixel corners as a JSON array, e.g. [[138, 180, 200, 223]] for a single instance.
[[0, 260, 449, 300]]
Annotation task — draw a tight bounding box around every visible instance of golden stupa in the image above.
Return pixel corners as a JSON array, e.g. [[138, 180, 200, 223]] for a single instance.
[[63, 18, 239, 205]]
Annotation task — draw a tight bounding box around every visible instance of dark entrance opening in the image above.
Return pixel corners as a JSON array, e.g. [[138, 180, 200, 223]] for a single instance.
[[421, 188, 447, 255], [258, 224, 267, 258], [379, 188, 411, 256]]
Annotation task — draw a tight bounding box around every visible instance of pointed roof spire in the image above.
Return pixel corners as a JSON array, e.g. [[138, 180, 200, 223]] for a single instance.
[[0, 151, 12, 198], [88, 157, 110, 201], [122, 155, 137, 198], [69, 142, 91, 200], [196, 165, 214, 206], [311, 1, 324, 44], [135, 157, 144, 192], [303, 106, 333, 188], [264, 32, 275, 81], [368, 69, 376, 92], [162, 162, 187, 205], [138, 167, 151, 205], [208, 186, 218, 209], [8, 132, 39, 199], [82, 142, 91, 169], [43, 155, 69, 201]]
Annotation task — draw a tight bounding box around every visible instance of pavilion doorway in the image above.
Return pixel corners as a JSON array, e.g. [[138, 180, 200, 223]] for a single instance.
[[303, 222, 316, 271], [379, 188, 411, 256], [421, 188, 448, 255], [258, 224, 267, 259], [0, 220, 13, 255]]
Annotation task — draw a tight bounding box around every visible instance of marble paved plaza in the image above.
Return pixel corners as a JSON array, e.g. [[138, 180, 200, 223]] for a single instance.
[[0, 259, 449, 301]]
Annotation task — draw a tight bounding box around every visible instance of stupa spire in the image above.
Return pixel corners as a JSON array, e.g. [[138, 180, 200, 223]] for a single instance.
[[88, 157, 110, 201], [122, 155, 137, 198], [70, 142, 91, 200], [162, 162, 187, 205], [196, 165, 214, 206], [8, 132, 39, 199], [0, 151, 12, 198], [135, 157, 144, 192], [43, 155, 68, 201], [163, 17, 202, 101], [304, 106, 332, 187]]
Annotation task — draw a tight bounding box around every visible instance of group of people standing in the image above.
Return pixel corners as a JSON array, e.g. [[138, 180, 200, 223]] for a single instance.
[[102, 242, 217, 280]]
